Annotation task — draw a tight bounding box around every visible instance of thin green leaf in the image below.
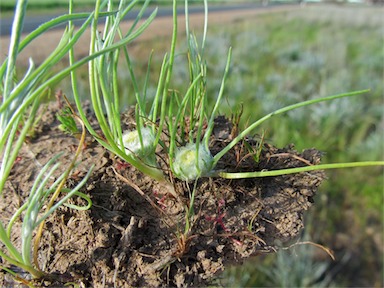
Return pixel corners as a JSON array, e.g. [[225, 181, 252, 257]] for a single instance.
[[213, 89, 370, 167], [218, 161, 384, 179]]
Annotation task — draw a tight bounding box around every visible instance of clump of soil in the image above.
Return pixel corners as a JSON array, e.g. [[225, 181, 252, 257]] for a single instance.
[[0, 102, 325, 287]]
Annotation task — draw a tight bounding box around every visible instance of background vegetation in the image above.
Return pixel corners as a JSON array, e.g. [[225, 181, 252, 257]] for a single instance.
[[208, 6, 383, 287], [2, 2, 382, 287]]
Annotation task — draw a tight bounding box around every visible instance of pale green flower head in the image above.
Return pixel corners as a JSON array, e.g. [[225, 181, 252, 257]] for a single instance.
[[122, 127, 155, 157], [173, 143, 214, 181]]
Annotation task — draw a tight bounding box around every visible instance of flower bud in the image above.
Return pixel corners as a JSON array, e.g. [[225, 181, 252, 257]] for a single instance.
[[173, 143, 213, 181], [122, 127, 155, 157]]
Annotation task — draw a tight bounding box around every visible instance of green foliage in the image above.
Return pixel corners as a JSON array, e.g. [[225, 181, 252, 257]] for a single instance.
[[69, 0, 168, 182], [0, 0, 109, 279], [222, 241, 333, 287], [57, 107, 79, 134]]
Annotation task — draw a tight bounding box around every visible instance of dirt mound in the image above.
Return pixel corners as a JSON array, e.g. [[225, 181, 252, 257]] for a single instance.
[[0, 102, 324, 287]]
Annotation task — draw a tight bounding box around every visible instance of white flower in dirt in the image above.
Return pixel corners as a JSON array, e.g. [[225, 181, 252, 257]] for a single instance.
[[173, 143, 214, 181], [122, 127, 155, 157]]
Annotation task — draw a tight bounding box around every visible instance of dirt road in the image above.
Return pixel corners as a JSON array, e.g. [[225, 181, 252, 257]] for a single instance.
[[0, 4, 299, 65]]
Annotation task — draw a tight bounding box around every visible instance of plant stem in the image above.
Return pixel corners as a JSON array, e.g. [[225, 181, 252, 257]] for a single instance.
[[155, 0, 177, 147], [204, 47, 232, 150], [1, 0, 26, 103], [32, 105, 87, 269], [212, 89, 370, 167], [218, 161, 384, 179]]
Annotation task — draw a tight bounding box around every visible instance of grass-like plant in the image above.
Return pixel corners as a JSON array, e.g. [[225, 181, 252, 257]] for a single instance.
[[0, 0, 128, 280], [1, 0, 383, 283], [69, 0, 168, 182], [222, 234, 334, 287], [165, 3, 383, 182], [71, 0, 383, 185]]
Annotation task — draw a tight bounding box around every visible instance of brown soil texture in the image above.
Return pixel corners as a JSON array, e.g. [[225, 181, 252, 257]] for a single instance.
[[0, 101, 325, 287]]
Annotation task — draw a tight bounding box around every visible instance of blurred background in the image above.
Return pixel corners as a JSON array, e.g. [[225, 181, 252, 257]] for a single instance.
[[1, 0, 383, 286]]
